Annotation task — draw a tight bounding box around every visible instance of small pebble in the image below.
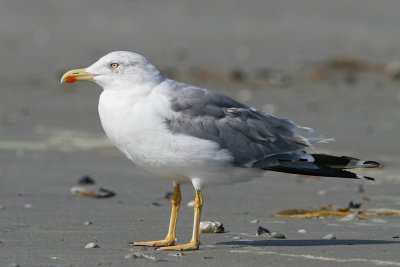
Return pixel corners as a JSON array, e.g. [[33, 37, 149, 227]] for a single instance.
[[152, 202, 162, 206], [83, 221, 93, 225], [317, 190, 326, 196], [298, 229, 307, 234], [84, 242, 99, 248], [270, 232, 286, 239], [23, 204, 33, 209], [348, 201, 362, 209], [50, 257, 59, 260], [322, 234, 336, 240], [256, 226, 270, 236], [78, 175, 95, 185], [204, 256, 214, 260], [250, 219, 259, 224], [186, 200, 195, 207], [232, 236, 241, 240], [8, 264, 20, 267], [392, 236, 399, 239]]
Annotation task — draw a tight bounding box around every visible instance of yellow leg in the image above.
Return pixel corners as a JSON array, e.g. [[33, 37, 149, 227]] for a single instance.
[[129, 184, 181, 247], [158, 189, 203, 251]]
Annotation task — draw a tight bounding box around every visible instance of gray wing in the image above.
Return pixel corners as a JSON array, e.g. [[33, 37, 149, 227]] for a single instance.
[[164, 81, 318, 167]]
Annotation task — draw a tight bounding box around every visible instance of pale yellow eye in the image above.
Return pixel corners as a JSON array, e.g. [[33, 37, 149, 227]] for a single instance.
[[110, 62, 119, 69]]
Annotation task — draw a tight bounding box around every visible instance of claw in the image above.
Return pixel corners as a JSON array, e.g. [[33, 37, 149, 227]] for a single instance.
[[156, 241, 199, 251]]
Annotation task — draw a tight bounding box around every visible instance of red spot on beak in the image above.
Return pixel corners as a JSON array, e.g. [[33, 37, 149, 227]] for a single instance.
[[65, 76, 77, 83]]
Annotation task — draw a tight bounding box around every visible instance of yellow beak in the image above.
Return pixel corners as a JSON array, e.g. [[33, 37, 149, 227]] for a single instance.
[[60, 68, 95, 83]]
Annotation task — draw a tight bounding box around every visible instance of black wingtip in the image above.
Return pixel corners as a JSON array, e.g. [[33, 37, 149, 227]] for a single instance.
[[363, 176, 375, 181]]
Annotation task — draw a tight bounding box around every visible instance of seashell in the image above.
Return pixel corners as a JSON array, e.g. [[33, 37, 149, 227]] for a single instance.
[[298, 229, 307, 234], [256, 226, 270, 236], [70, 186, 115, 198], [84, 242, 99, 248], [200, 221, 225, 233], [322, 234, 336, 240]]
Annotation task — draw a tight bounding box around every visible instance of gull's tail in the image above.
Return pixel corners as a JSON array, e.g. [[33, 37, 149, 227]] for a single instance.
[[263, 153, 381, 181]]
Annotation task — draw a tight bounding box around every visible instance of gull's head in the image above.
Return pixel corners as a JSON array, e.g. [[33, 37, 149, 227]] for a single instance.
[[61, 51, 163, 89]]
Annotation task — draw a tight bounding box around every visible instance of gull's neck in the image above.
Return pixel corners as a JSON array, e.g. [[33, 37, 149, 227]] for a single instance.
[[99, 75, 165, 95]]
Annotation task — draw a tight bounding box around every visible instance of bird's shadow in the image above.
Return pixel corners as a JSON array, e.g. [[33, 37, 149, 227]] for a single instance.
[[217, 239, 400, 247]]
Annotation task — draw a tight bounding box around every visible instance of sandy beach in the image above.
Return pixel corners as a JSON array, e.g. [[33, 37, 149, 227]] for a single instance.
[[1, 1, 400, 266]]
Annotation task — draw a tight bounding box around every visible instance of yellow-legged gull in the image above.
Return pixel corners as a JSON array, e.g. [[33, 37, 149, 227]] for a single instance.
[[61, 51, 380, 251]]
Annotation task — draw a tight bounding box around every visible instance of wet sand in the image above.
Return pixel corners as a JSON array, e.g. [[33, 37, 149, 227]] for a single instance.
[[1, 1, 400, 266]]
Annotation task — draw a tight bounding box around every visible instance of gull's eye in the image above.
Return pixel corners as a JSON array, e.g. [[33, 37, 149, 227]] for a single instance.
[[110, 62, 120, 69]]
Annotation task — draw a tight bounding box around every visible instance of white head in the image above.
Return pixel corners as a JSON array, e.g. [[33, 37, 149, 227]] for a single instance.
[[61, 51, 163, 90]]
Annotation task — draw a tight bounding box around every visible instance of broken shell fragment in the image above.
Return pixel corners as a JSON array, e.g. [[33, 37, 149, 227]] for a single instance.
[[256, 226, 271, 236], [70, 186, 115, 198], [84, 242, 99, 248], [200, 221, 225, 233], [298, 229, 307, 234]]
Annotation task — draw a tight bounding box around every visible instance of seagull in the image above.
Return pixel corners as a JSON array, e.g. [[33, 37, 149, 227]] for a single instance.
[[61, 51, 380, 251]]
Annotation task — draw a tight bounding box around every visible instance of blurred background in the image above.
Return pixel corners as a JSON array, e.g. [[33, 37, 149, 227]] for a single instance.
[[1, 1, 400, 266], [1, 0, 399, 170]]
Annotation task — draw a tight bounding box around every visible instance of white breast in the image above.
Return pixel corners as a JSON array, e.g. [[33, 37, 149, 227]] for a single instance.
[[98, 89, 233, 180]]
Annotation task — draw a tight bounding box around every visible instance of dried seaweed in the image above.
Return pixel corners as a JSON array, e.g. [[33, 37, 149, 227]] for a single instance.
[[274, 204, 400, 219]]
